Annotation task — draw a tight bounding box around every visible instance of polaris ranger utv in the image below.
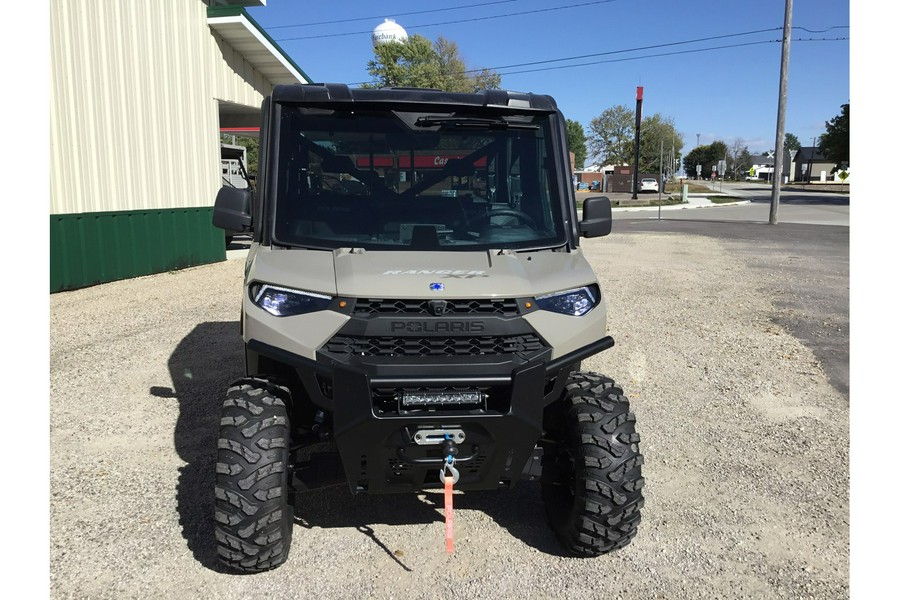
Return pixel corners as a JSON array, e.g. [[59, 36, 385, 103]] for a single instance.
[[212, 83, 644, 573]]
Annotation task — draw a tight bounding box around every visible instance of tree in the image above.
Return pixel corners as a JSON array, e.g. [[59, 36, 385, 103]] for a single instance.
[[683, 141, 727, 179], [587, 105, 634, 166], [637, 113, 683, 175], [566, 120, 587, 169], [819, 103, 849, 169], [727, 138, 751, 179], [587, 105, 683, 172], [365, 34, 501, 92], [220, 134, 258, 175], [783, 132, 801, 152]]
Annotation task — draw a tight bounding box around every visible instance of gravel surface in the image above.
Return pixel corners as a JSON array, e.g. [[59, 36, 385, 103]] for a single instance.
[[49, 231, 849, 599]]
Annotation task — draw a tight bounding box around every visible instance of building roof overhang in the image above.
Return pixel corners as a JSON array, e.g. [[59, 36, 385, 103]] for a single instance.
[[207, 5, 311, 86]]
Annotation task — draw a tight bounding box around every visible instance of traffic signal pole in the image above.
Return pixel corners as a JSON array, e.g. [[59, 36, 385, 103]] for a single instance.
[[632, 86, 643, 200]]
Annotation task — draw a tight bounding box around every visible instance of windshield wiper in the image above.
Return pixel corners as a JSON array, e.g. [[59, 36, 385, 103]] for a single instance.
[[414, 116, 537, 130]]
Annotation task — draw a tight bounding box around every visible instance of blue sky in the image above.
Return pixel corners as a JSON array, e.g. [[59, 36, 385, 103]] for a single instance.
[[249, 0, 849, 158]]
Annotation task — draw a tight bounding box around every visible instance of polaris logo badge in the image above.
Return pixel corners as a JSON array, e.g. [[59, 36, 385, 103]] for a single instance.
[[390, 321, 485, 333]]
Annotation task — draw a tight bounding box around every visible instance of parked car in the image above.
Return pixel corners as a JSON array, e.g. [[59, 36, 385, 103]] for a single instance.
[[639, 177, 659, 193]]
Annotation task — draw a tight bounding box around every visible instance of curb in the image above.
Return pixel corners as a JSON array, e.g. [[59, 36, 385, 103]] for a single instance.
[[611, 199, 751, 213]]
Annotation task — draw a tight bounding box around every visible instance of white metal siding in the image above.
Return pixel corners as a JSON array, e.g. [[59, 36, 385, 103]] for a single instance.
[[50, 0, 275, 215]]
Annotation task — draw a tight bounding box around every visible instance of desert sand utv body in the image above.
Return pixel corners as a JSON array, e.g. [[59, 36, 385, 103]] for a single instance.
[[212, 83, 644, 573]]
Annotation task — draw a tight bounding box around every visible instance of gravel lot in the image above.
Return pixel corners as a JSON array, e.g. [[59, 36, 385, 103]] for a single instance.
[[49, 231, 849, 599]]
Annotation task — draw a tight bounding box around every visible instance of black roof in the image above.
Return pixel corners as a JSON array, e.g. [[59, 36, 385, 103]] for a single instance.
[[793, 146, 828, 162], [270, 83, 558, 113]]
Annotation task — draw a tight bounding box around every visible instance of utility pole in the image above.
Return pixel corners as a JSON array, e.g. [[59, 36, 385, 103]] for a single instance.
[[658, 137, 663, 220], [806, 135, 818, 182], [696, 133, 700, 148], [769, 0, 793, 225], [632, 86, 643, 200], [672, 135, 676, 177]]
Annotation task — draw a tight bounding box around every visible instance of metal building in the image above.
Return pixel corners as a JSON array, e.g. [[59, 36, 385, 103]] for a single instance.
[[50, 0, 310, 292]]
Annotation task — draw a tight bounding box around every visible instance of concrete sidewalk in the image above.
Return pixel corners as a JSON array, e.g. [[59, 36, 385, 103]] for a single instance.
[[576, 190, 748, 213]]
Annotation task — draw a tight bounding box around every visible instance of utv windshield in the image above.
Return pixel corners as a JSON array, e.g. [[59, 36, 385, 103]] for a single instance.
[[271, 106, 568, 251]]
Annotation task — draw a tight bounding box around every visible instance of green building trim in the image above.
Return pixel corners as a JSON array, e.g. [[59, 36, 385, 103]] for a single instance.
[[50, 207, 226, 292], [206, 4, 314, 84]]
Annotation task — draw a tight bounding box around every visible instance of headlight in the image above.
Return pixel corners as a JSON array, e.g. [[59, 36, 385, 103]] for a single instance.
[[248, 283, 332, 317], [535, 285, 600, 316]]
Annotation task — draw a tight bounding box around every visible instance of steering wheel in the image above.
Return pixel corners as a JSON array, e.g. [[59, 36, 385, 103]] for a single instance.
[[468, 208, 537, 230]]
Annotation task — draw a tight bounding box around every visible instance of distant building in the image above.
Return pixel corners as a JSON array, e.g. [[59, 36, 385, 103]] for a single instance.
[[743, 151, 796, 182], [574, 164, 614, 189], [746, 152, 776, 181], [791, 147, 844, 182]]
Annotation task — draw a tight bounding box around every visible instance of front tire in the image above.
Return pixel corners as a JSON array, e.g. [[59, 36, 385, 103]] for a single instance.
[[541, 372, 644, 556], [214, 379, 294, 573]]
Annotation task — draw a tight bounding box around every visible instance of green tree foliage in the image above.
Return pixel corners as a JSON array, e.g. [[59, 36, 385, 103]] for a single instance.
[[683, 141, 727, 178], [587, 105, 633, 166], [783, 132, 801, 152], [638, 114, 683, 175], [819, 103, 849, 168], [566, 120, 588, 169], [365, 34, 501, 92], [220, 134, 258, 175], [587, 105, 683, 172]]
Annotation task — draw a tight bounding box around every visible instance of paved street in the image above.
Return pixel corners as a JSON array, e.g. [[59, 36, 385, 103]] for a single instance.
[[613, 181, 849, 227]]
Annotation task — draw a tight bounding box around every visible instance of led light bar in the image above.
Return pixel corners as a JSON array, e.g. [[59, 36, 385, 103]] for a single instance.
[[401, 390, 483, 407]]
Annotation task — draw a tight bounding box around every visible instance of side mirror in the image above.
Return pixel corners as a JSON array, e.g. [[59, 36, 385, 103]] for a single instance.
[[578, 196, 612, 238], [212, 186, 252, 233]]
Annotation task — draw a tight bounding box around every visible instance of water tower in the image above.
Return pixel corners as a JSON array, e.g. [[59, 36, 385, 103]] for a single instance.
[[372, 19, 408, 47]]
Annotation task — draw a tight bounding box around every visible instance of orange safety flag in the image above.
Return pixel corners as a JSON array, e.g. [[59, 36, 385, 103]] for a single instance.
[[444, 475, 454, 553]]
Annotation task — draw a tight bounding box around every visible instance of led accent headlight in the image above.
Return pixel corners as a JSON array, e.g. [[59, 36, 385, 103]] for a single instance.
[[249, 283, 332, 317], [534, 285, 599, 316]]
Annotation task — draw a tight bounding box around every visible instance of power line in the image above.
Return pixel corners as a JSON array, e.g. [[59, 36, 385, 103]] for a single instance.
[[493, 37, 847, 78], [467, 27, 784, 74], [347, 27, 847, 85], [275, 0, 619, 42], [792, 25, 849, 34], [267, 0, 524, 29]]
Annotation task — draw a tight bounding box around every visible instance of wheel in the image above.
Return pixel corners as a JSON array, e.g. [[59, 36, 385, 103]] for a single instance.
[[214, 379, 294, 573], [541, 372, 644, 556]]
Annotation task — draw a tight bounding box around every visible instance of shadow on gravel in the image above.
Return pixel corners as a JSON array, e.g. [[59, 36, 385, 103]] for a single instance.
[[156, 322, 568, 571], [152, 321, 245, 572], [292, 479, 567, 561]]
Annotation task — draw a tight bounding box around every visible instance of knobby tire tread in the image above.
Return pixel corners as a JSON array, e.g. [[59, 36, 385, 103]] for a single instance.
[[214, 378, 294, 573], [542, 372, 645, 556]]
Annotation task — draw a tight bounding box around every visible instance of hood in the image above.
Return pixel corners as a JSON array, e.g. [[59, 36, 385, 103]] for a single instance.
[[246, 246, 598, 300], [332, 249, 596, 299]]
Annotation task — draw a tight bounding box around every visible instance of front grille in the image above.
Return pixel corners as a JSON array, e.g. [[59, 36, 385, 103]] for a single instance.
[[323, 333, 544, 357], [354, 298, 519, 316]]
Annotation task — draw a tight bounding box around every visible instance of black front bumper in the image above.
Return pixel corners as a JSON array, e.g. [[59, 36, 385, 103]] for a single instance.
[[247, 335, 613, 494], [331, 359, 547, 493]]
